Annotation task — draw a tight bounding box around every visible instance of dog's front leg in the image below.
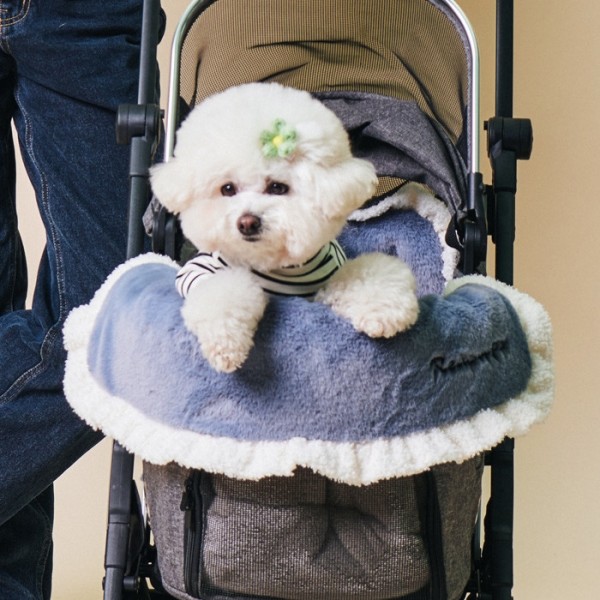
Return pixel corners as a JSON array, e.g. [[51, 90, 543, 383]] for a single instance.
[[316, 253, 420, 338], [181, 268, 268, 372]]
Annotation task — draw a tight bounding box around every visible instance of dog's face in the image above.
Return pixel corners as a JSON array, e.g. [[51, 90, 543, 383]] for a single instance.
[[171, 160, 347, 271], [151, 83, 378, 271]]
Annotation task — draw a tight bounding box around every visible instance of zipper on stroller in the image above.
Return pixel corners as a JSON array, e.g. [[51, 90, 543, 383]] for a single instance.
[[181, 471, 204, 597], [426, 472, 447, 600]]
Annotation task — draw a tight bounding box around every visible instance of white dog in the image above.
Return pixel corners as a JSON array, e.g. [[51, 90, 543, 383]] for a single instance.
[[150, 83, 419, 372]]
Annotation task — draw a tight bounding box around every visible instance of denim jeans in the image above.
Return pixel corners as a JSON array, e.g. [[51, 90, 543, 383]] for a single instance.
[[0, 1, 145, 597]]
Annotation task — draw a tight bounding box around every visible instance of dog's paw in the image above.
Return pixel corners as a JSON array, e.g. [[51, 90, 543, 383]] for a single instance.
[[186, 311, 260, 373], [180, 268, 268, 372], [349, 295, 419, 338], [317, 253, 420, 338], [199, 337, 253, 373]]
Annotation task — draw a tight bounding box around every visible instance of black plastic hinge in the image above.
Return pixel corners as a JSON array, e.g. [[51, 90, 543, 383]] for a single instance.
[[116, 103, 162, 147]]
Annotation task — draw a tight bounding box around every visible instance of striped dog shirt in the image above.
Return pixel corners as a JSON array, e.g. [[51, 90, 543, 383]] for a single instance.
[[176, 241, 346, 299]]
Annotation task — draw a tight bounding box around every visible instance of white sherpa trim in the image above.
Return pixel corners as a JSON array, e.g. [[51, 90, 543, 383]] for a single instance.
[[63, 252, 180, 354], [64, 259, 554, 486], [348, 182, 460, 282]]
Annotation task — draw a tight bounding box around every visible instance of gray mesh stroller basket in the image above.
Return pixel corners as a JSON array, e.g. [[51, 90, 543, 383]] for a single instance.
[[97, 1, 536, 599]]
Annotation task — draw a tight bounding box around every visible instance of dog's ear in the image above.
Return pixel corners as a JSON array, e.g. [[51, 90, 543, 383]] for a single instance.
[[307, 157, 379, 219], [149, 159, 195, 214]]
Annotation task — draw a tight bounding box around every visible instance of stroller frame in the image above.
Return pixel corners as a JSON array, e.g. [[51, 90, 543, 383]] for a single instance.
[[105, 1, 533, 599]]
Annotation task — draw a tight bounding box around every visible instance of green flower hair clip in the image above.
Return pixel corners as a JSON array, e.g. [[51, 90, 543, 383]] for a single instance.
[[260, 119, 297, 159]]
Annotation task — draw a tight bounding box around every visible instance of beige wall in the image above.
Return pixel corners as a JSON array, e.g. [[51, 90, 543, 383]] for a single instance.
[[462, 2, 600, 597], [12, 1, 595, 598]]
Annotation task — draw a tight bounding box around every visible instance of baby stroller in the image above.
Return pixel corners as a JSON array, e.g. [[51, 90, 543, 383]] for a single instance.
[[62, 0, 549, 599]]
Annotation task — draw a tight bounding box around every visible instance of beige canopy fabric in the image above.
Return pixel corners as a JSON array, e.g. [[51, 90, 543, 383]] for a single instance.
[[180, 0, 469, 146]]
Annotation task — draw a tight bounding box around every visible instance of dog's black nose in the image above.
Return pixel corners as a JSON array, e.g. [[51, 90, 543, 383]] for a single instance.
[[237, 213, 262, 238]]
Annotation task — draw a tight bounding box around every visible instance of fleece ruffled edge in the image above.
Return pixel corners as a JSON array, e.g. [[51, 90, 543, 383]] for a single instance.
[[63, 254, 554, 486]]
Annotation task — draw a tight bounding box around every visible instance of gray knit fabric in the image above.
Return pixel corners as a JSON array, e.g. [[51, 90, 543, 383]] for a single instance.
[[316, 92, 468, 220], [144, 461, 482, 600]]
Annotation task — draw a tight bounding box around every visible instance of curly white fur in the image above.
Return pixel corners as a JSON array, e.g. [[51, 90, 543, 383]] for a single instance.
[[150, 83, 419, 372], [316, 253, 418, 337], [180, 268, 268, 373]]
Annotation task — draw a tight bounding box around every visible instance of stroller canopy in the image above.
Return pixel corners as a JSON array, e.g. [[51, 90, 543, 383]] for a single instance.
[[171, 0, 477, 217]]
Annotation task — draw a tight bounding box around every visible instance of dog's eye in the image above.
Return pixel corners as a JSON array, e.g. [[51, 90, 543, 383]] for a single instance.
[[221, 182, 237, 196], [265, 181, 289, 196]]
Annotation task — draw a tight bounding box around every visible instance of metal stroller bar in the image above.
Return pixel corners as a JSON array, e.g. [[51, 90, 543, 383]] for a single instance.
[[488, 0, 532, 286], [433, 0, 487, 278], [443, 0, 480, 175], [481, 2, 533, 599], [119, 0, 162, 261], [496, 0, 514, 120], [164, 0, 217, 163], [105, 0, 163, 598]]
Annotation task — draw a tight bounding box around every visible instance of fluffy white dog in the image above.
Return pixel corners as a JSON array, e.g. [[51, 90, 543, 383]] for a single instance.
[[150, 83, 419, 372]]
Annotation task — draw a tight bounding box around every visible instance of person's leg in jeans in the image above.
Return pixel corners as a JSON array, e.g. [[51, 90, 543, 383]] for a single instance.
[[0, 1, 146, 597]]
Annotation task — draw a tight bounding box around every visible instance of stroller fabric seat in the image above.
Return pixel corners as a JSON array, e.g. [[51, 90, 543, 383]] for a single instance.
[[142, 459, 483, 600]]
